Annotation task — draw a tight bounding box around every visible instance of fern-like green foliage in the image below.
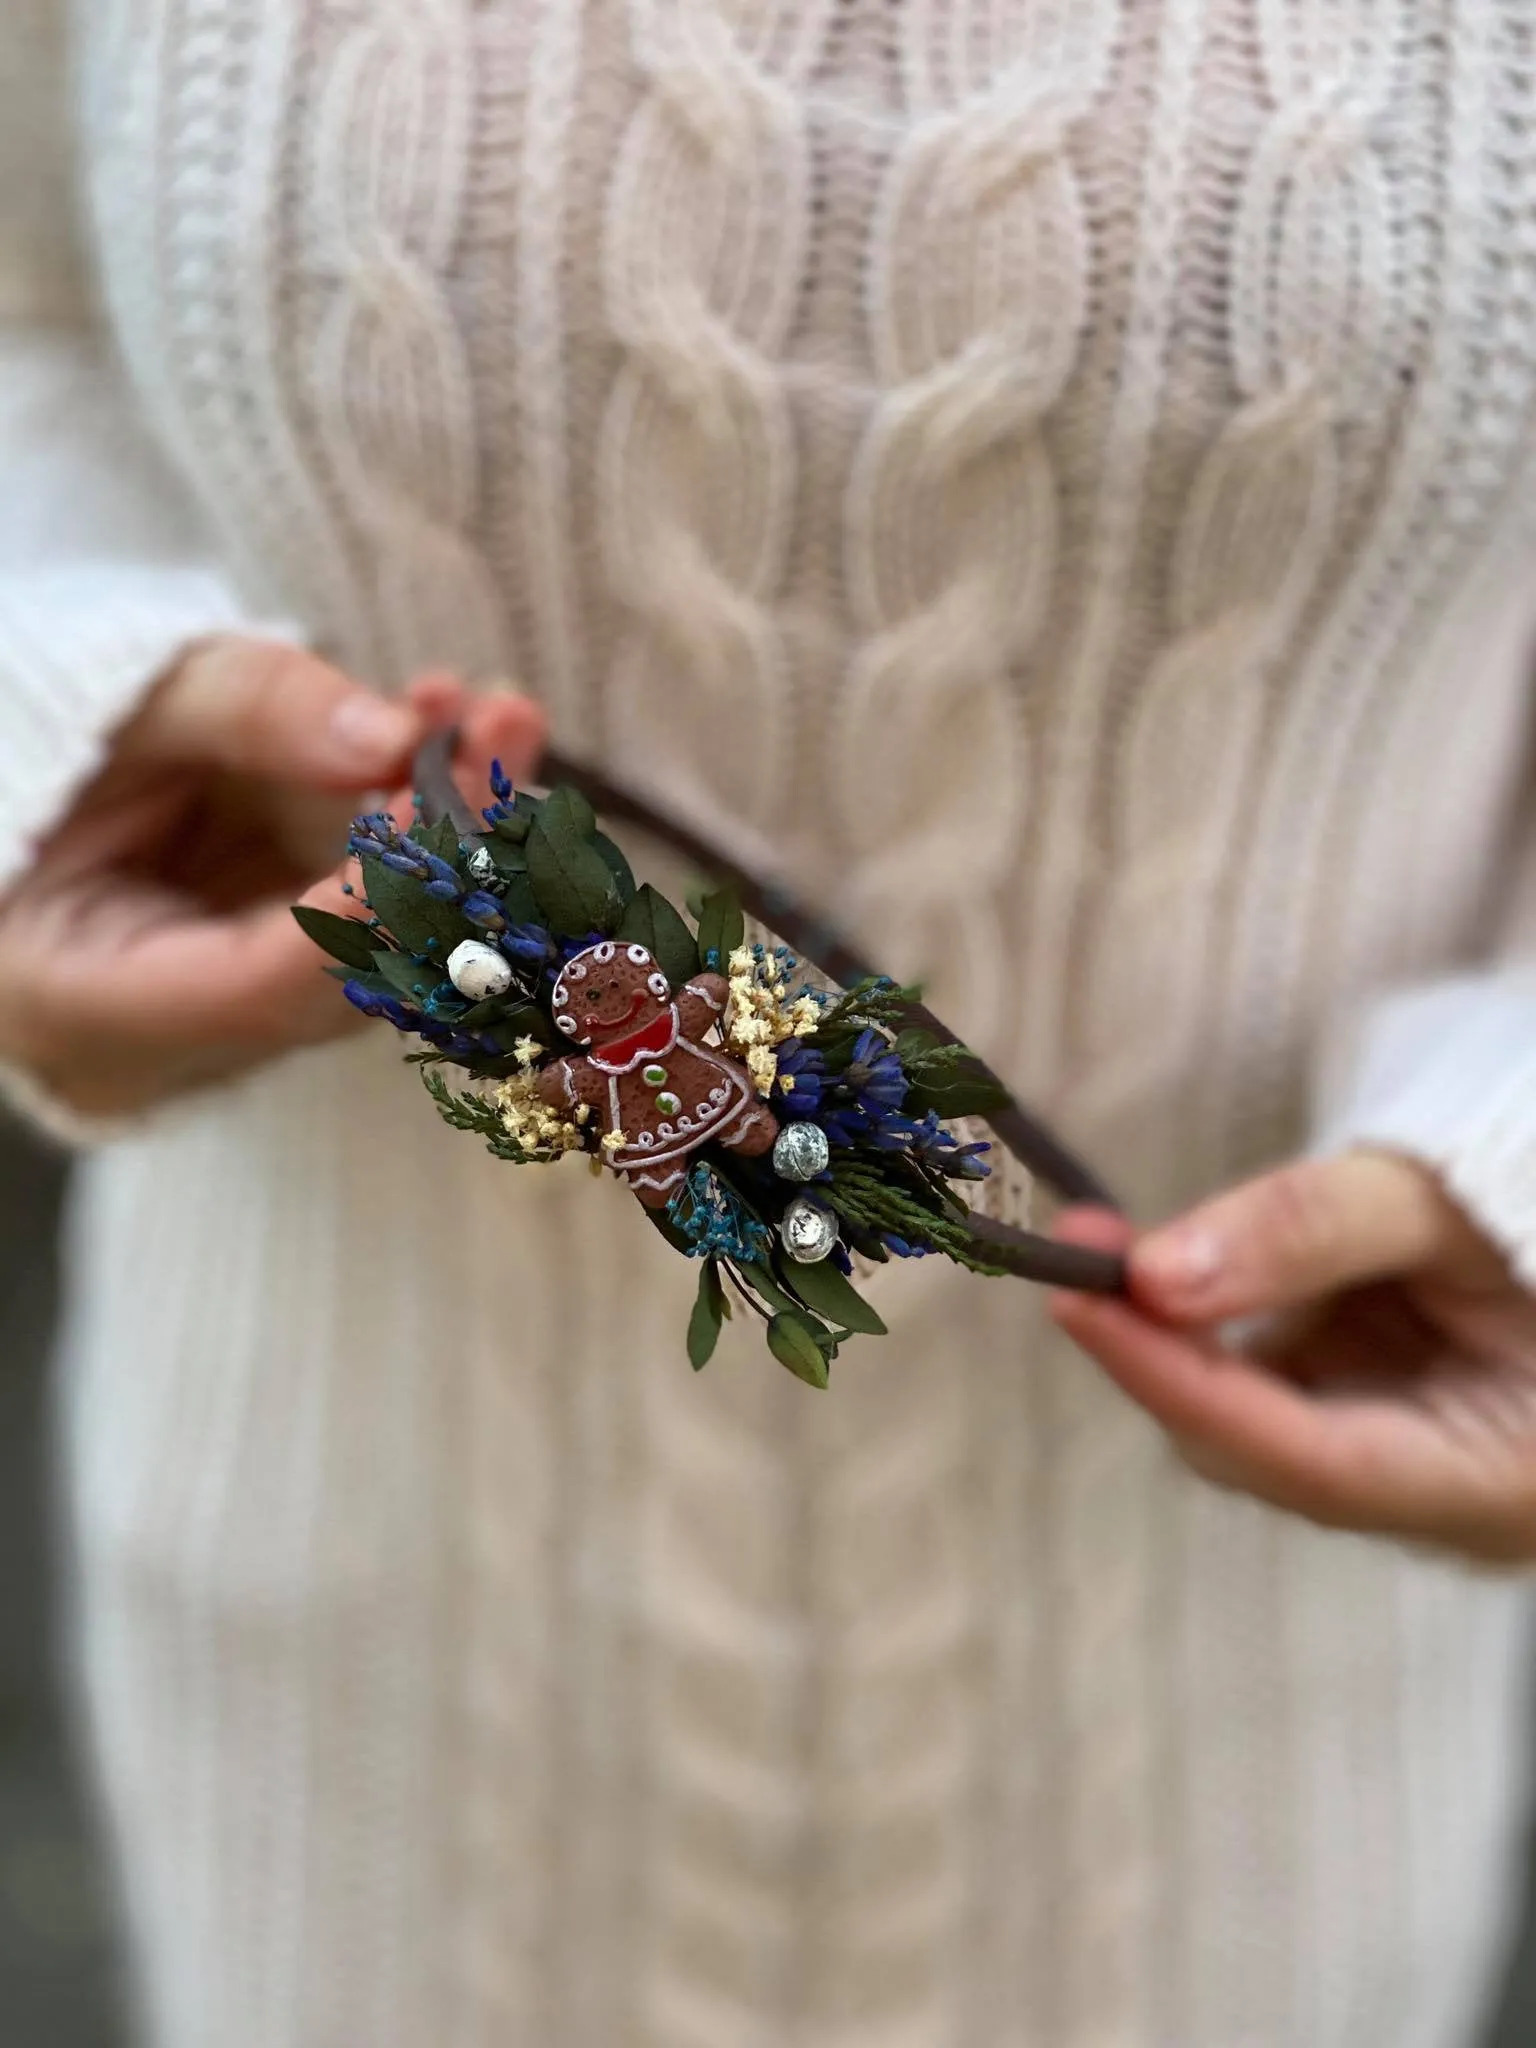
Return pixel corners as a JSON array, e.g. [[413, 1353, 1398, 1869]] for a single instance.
[[420, 1067, 533, 1163]]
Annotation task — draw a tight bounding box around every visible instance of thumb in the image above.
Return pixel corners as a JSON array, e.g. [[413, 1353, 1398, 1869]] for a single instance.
[[1128, 1151, 1473, 1324], [127, 637, 421, 790]]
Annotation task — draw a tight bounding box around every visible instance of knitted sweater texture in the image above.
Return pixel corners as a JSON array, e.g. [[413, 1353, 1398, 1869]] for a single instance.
[[4, 3, 1536, 2043]]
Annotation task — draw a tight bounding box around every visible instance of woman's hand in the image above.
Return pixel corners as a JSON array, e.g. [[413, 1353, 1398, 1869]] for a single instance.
[[0, 638, 545, 1119], [1050, 1151, 1536, 1564]]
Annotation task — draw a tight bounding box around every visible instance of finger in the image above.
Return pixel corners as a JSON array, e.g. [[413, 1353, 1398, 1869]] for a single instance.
[[406, 669, 468, 728], [131, 638, 422, 790], [1054, 1205, 1136, 1256], [454, 687, 548, 794], [1128, 1152, 1482, 1325], [1048, 1288, 1429, 1533]]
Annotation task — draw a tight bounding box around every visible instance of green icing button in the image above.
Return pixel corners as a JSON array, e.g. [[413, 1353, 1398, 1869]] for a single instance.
[[642, 1063, 668, 1086]]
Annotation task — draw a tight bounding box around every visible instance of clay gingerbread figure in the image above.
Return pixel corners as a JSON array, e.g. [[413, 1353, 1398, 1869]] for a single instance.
[[536, 939, 778, 1206]]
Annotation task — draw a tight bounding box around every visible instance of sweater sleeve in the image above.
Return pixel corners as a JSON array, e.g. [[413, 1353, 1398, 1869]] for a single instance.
[[0, 3, 294, 892], [1313, 965, 1536, 1290], [0, 326, 280, 891]]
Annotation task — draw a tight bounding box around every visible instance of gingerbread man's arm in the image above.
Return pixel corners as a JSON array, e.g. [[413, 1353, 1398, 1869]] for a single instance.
[[536, 1056, 607, 1114], [676, 972, 729, 1040]]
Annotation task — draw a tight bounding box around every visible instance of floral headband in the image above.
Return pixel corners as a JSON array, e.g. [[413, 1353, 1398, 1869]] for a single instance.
[[291, 734, 1125, 1385]]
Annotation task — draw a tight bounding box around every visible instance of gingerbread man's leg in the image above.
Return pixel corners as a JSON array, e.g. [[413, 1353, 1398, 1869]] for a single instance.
[[626, 1161, 690, 1209], [721, 1102, 778, 1160]]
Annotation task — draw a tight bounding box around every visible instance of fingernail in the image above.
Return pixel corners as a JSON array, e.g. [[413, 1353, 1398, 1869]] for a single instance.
[[326, 693, 415, 771], [1136, 1226, 1223, 1296]]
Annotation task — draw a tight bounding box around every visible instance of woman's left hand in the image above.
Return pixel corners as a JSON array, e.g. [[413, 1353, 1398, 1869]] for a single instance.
[[1050, 1151, 1536, 1564]]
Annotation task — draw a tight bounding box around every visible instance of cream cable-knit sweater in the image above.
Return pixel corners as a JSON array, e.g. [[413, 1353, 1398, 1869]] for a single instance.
[[6, 3, 1536, 2044]]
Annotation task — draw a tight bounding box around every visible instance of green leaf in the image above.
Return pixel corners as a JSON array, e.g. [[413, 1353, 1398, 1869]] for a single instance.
[[695, 888, 746, 971], [290, 905, 383, 972], [766, 1311, 831, 1388], [408, 813, 462, 868], [735, 1261, 800, 1316], [778, 1255, 887, 1336], [903, 1071, 1011, 1119], [497, 874, 542, 927], [542, 784, 598, 841], [592, 831, 637, 906], [371, 949, 443, 1001], [525, 809, 621, 936], [617, 884, 700, 988], [359, 853, 474, 957], [687, 1260, 726, 1371], [894, 1026, 941, 1063], [493, 813, 532, 844], [476, 835, 529, 878]]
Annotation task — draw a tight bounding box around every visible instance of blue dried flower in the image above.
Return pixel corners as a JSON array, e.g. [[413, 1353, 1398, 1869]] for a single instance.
[[667, 1164, 772, 1267], [771, 1039, 826, 1119], [905, 1110, 991, 1180], [501, 923, 555, 967], [462, 891, 508, 932], [481, 757, 519, 827], [845, 1028, 909, 1116]]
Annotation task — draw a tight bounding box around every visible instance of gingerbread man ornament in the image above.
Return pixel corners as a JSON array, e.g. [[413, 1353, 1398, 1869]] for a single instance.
[[536, 940, 778, 1206]]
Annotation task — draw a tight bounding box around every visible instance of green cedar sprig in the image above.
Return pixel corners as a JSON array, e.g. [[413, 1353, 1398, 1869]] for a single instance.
[[420, 1067, 535, 1164]]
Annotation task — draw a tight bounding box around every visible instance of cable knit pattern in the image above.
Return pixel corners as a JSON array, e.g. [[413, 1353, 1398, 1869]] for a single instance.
[[6, 4, 1536, 2045], [303, 0, 506, 684], [598, 0, 823, 835], [1079, 0, 1405, 1125], [836, 2, 1116, 1045]]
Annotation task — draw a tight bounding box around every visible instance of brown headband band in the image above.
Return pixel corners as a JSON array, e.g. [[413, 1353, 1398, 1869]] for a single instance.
[[413, 729, 1127, 1297]]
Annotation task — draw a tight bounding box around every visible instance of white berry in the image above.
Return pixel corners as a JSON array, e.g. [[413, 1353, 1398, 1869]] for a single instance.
[[446, 938, 513, 1001]]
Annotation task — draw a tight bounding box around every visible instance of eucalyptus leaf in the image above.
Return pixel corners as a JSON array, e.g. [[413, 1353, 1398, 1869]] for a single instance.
[[778, 1255, 887, 1336], [895, 1026, 941, 1063], [483, 842, 529, 877], [687, 1261, 726, 1371], [372, 949, 444, 1001], [767, 1312, 830, 1389], [736, 1261, 800, 1317], [695, 888, 746, 971], [617, 884, 700, 988], [498, 874, 542, 927], [408, 813, 462, 867], [542, 784, 598, 841], [290, 905, 383, 972], [526, 813, 621, 936], [903, 1072, 1011, 1119], [592, 831, 637, 906], [360, 853, 474, 957]]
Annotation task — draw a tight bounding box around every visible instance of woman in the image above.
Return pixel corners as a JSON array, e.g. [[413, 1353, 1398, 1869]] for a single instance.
[[1, 2, 1535, 2042]]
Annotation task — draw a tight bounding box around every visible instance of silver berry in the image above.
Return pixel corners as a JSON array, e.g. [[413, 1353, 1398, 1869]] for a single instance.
[[466, 845, 498, 885], [780, 1195, 838, 1265], [772, 1121, 830, 1183], [446, 938, 513, 1001]]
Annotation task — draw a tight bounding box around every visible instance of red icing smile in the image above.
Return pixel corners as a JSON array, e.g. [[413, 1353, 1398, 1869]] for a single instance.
[[586, 988, 648, 1039]]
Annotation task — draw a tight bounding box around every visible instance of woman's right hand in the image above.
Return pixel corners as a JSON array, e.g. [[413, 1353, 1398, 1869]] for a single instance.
[[0, 637, 545, 1120]]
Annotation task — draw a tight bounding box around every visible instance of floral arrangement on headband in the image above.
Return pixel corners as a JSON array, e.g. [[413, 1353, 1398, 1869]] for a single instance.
[[292, 746, 1123, 1386]]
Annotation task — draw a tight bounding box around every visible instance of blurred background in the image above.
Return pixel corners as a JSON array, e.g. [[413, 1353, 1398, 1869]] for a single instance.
[[3, 1101, 1536, 2046]]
